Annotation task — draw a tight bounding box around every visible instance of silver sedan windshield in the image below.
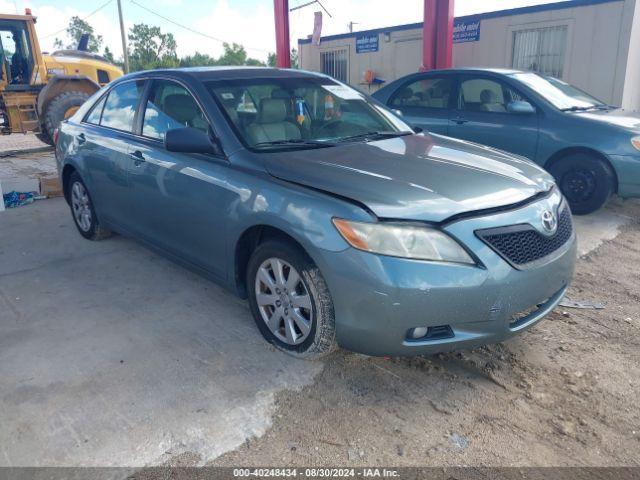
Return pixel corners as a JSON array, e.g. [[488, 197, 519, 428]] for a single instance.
[[207, 77, 412, 149]]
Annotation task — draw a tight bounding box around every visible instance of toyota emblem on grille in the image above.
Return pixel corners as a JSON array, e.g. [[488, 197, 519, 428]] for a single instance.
[[541, 209, 557, 234]]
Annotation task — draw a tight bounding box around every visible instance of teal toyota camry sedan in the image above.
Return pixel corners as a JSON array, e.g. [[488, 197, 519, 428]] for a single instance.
[[56, 67, 576, 358], [373, 68, 640, 214]]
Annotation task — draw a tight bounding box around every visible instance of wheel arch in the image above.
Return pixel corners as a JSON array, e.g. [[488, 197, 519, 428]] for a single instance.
[[234, 224, 314, 299], [37, 76, 100, 116], [61, 164, 79, 205], [544, 146, 618, 193]]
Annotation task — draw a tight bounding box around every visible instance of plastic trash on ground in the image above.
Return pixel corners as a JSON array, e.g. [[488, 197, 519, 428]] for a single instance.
[[3, 191, 36, 208]]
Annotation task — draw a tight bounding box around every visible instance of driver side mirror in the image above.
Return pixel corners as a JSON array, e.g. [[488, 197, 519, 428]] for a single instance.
[[412, 125, 424, 134], [165, 127, 222, 155], [507, 101, 536, 115]]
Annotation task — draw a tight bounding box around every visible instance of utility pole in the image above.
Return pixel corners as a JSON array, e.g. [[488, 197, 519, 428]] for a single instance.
[[117, 0, 130, 73], [347, 21, 359, 33]]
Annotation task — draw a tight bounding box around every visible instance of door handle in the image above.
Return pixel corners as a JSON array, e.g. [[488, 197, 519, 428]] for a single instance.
[[77, 133, 86, 144], [130, 150, 146, 165], [453, 118, 469, 125]]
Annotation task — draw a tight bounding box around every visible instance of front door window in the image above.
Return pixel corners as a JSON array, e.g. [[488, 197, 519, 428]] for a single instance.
[[458, 77, 528, 113], [141, 80, 209, 140]]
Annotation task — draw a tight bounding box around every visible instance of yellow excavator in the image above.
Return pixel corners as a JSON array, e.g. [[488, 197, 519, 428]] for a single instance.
[[0, 9, 123, 142]]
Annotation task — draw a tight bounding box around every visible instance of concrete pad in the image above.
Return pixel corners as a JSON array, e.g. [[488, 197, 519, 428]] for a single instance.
[[0, 133, 51, 155], [573, 199, 633, 256], [0, 198, 322, 467]]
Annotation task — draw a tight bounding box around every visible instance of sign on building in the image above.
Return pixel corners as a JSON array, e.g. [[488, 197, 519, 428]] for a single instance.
[[355, 33, 379, 53], [454, 18, 481, 43]]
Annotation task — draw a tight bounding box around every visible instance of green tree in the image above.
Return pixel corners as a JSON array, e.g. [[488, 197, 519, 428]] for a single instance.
[[128, 23, 178, 71], [216, 42, 265, 66], [179, 51, 217, 68], [102, 46, 115, 64], [266, 49, 298, 68], [55, 16, 103, 52]]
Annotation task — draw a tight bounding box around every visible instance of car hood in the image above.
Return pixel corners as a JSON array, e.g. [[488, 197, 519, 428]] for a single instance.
[[574, 108, 640, 132], [261, 134, 555, 222]]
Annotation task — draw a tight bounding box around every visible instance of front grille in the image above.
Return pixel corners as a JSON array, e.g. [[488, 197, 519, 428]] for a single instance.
[[476, 204, 573, 269]]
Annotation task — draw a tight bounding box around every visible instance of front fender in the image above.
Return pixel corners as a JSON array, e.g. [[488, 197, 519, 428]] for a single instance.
[[224, 170, 374, 283]]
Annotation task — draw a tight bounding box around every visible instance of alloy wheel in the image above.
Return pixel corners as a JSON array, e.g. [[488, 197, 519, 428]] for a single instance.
[[71, 181, 92, 232], [254, 257, 313, 345]]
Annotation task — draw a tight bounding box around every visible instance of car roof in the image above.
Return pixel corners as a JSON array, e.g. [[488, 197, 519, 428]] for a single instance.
[[122, 66, 332, 82]]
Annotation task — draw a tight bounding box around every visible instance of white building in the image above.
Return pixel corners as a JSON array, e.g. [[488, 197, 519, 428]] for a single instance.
[[298, 0, 640, 111]]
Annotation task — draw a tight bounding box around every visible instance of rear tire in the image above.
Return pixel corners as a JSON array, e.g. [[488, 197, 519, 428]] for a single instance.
[[68, 171, 111, 241], [43, 91, 91, 140], [547, 153, 614, 215], [247, 239, 337, 359]]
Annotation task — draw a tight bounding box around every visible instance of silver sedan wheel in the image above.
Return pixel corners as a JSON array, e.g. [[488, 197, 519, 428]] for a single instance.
[[71, 181, 92, 232], [254, 257, 313, 345]]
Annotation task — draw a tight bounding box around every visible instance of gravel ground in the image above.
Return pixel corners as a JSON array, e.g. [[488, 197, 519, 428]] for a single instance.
[[210, 199, 640, 468]]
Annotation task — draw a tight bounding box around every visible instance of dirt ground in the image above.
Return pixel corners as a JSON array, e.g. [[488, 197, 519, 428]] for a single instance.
[[210, 199, 640, 468]]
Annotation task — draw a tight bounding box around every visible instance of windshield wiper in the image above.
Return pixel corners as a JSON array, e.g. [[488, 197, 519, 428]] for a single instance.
[[253, 139, 335, 149], [335, 130, 414, 143]]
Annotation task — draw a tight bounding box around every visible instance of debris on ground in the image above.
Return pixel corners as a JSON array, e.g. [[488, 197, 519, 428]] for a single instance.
[[559, 298, 605, 309], [448, 433, 468, 450], [3, 191, 36, 208]]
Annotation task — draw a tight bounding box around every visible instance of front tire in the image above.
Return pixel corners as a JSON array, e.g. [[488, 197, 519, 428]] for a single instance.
[[247, 239, 337, 359], [68, 171, 111, 241], [548, 153, 615, 215], [43, 91, 91, 141]]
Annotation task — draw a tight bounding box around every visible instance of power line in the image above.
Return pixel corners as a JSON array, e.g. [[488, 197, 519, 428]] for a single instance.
[[128, 0, 272, 54], [41, 0, 115, 39]]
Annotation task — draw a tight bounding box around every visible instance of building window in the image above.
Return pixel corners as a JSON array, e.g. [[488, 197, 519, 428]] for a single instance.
[[512, 25, 568, 78], [320, 48, 348, 82]]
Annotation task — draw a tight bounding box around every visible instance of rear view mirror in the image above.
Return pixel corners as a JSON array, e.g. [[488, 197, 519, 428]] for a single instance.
[[412, 125, 424, 134], [165, 127, 222, 155], [507, 101, 536, 115]]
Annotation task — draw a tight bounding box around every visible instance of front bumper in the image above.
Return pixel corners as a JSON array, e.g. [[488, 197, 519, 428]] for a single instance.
[[609, 154, 640, 198], [314, 193, 577, 356]]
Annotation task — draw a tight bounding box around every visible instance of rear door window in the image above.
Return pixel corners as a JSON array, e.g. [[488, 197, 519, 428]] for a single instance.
[[85, 95, 107, 125], [100, 80, 146, 132], [390, 77, 453, 109], [141, 79, 208, 140]]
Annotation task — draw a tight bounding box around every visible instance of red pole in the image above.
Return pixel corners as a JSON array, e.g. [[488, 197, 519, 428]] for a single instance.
[[422, 0, 437, 71], [274, 0, 291, 68], [422, 0, 454, 71], [435, 0, 454, 69]]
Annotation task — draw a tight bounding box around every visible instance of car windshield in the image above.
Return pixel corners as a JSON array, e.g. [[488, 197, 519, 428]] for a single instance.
[[206, 76, 412, 150], [511, 72, 609, 111]]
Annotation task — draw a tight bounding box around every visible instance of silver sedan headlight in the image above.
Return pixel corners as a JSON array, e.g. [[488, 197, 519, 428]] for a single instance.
[[332, 218, 475, 264]]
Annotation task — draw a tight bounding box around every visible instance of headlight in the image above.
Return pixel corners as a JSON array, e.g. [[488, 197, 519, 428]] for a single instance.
[[332, 218, 475, 264], [632, 136, 640, 152]]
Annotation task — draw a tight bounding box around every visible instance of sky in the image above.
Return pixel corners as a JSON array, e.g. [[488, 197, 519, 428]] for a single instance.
[[0, 0, 567, 62]]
